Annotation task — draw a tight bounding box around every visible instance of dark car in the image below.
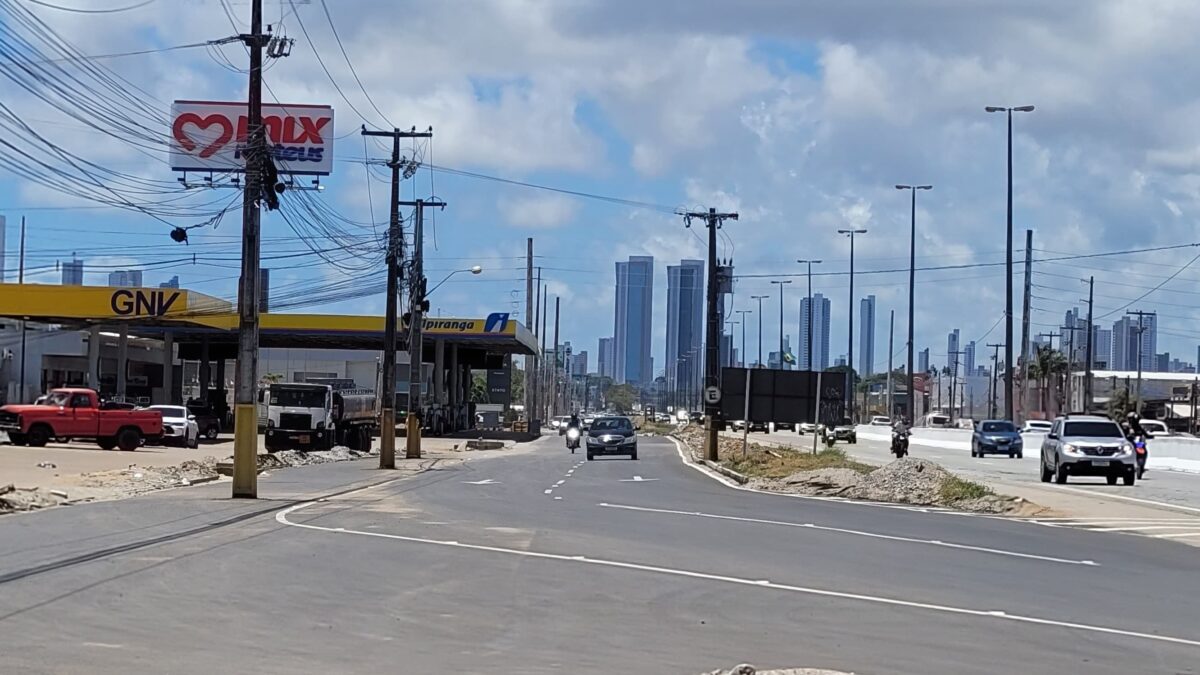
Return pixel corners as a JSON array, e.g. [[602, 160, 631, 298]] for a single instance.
[[774, 421, 796, 432], [972, 419, 1023, 458], [586, 416, 637, 460], [186, 404, 222, 441], [748, 420, 769, 433]]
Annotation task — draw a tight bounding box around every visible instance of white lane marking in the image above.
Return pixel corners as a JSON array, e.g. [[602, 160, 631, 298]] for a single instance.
[[1029, 517, 1200, 523], [597, 503, 1096, 566], [619, 476, 658, 482], [462, 479, 500, 485], [1052, 485, 1200, 515], [1151, 532, 1200, 539], [543, 489, 553, 495], [555, 480, 566, 486], [554, 496, 563, 501], [1090, 524, 1200, 532], [276, 503, 1200, 649]]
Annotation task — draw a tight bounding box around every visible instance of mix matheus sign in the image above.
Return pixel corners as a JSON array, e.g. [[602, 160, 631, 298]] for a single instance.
[[169, 100, 335, 176]]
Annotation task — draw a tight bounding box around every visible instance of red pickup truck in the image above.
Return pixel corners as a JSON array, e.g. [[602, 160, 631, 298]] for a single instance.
[[0, 388, 163, 451]]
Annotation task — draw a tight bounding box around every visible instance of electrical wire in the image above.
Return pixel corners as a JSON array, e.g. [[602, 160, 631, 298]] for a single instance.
[[26, 0, 155, 13]]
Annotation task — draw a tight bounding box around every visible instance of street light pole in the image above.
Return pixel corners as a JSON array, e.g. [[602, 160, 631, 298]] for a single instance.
[[725, 320, 740, 368], [796, 259, 822, 371], [751, 295, 768, 366], [895, 184, 931, 423], [985, 104, 1034, 421], [770, 280, 792, 368], [838, 229, 867, 420], [735, 309, 752, 368]]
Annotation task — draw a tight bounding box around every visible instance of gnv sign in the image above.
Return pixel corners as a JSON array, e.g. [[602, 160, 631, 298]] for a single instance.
[[169, 100, 335, 176]]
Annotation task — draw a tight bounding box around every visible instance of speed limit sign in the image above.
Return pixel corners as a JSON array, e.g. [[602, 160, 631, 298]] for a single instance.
[[703, 386, 722, 405]]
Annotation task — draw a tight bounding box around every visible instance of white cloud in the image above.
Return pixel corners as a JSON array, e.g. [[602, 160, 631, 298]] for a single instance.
[[498, 194, 578, 229]]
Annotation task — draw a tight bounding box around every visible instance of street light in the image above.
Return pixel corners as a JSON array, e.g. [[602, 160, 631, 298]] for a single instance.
[[770, 280, 793, 368], [796, 259, 822, 370], [751, 294, 769, 366], [837, 229, 867, 419], [426, 265, 483, 296], [985, 104, 1035, 421], [735, 309, 752, 368], [895, 184, 932, 422], [724, 319, 740, 368]]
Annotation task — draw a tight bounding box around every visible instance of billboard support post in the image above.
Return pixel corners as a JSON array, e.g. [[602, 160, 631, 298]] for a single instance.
[[812, 369, 823, 455], [741, 367, 751, 458]]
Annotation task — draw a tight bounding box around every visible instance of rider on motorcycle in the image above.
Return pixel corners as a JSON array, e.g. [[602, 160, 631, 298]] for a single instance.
[[566, 413, 582, 431]]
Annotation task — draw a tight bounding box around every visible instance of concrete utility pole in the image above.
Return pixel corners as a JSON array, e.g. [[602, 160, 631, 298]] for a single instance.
[[363, 127, 432, 469], [894, 184, 931, 423], [18, 216, 26, 402], [886, 309, 894, 418], [751, 294, 768, 366], [683, 208, 738, 462], [796, 259, 821, 371], [1061, 323, 1084, 413], [231, 0, 269, 498], [1019, 229, 1033, 422], [1127, 310, 1155, 414], [540, 285, 548, 420], [770, 280, 792, 368], [525, 238, 534, 422], [403, 198, 446, 460], [987, 343, 1003, 419], [838, 229, 867, 420], [948, 350, 965, 423], [552, 296, 560, 417], [532, 266, 541, 427], [1083, 276, 1095, 412]]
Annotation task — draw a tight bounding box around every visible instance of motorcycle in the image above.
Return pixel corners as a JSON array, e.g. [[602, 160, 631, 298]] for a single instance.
[[891, 429, 909, 458], [565, 427, 581, 453], [1134, 435, 1148, 479]]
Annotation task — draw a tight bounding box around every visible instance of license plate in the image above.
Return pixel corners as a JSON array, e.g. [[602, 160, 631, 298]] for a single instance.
[[299, 434, 310, 444], [1093, 460, 1109, 467]]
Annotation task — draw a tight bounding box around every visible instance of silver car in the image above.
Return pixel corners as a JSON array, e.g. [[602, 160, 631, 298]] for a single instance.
[[1040, 415, 1136, 486]]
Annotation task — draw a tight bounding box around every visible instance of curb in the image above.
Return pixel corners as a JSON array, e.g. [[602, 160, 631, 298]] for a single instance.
[[700, 459, 749, 485]]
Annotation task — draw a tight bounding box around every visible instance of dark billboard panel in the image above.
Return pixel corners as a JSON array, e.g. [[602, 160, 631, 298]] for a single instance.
[[719, 368, 846, 425]]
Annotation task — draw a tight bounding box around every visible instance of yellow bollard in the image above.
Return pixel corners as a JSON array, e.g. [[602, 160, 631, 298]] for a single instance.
[[405, 412, 422, 459], [379, 407, 396, 469], [232, 403, 257, 498]]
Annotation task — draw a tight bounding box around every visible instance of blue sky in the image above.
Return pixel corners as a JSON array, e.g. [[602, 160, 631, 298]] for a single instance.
[[5, 0, 1200, 375]]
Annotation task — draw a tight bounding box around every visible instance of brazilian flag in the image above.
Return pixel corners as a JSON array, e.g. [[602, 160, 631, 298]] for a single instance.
[[782, 351, 796, 365]]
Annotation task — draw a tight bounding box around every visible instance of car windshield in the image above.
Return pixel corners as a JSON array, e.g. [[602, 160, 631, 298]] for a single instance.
[[153, 406, 187, 419], [591, 417, 632, 430], [1064, 421, 1123, 438], [269, 387, 326, 408], [39, 392, 70, 406], [981, 422, 1015, 432]]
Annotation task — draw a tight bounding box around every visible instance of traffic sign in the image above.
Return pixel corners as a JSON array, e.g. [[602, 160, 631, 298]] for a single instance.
[[704, 386, 721, 405]]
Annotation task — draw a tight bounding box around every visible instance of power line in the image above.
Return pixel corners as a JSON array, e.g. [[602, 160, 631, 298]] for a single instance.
[[26, 0, 155, 13]]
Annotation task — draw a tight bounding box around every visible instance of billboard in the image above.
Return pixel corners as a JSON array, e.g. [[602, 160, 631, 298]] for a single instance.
[[719, 368, 846, 425], [486, 369, 511, 406], [170, 100, 335, 175]]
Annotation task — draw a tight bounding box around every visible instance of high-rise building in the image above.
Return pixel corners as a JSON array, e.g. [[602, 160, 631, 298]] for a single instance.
[[1112, 315, 1156, 371], [613, 256, 653, 385], [720, 333, 735, 368], [947, 329, 960, 367], [768, 337, 793, 370], [1093, 327, 1112, 369], [964, 340, 976, 375], [61, 256, 83, 285], [835, 355, 847, 367], [799, 292, 831, 370], [1156, 353, 1170, 373], [259, 268, 271, 313], [918, 348, 930, 373], [107, 269, 143, 287], [597, 337, 615, 379], [666, 259, 704, 400], [572, 351, 588, 378], [159, 275, 180, 289], [859, 295, 875, 376]]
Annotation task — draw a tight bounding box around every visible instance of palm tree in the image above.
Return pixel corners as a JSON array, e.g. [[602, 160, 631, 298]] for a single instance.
[[1028, 346, 1067, 416]]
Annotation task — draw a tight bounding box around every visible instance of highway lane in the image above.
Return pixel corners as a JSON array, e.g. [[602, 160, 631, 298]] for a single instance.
[[2, 435, 1199, 673]]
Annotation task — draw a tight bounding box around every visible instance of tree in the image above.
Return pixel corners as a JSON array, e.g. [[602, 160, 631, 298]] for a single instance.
[[470, 373, 489, 403], [607, 384, 636, 414], [1028, 346, 1067, 416]]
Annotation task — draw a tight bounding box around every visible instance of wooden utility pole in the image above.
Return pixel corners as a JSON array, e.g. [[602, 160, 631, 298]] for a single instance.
[[17, 216, 26, 402], [403, 198, 446, 459], [362, 127, 432, 468], [683, 208, 738, 461]]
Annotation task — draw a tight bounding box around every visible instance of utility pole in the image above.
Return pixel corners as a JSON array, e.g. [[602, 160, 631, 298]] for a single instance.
[[894, 184, 931, 423], [17, 216, 26, 402], [948, 350, 965, 423], [362, 127, 432, 468], [684, 207, 738, 462], [540, 285, 548, 421], [1127, 310, 1155, 414], [1083, 276, 1095, 412], [1020, 229, 1033, 422], [552, 296, 560, 417], [838, 229, 867, 420], [735, 309, 752, 367], [886, 309, 894, 418], [1061, 323, 1084, 413], [532, 266, 542, 427], [231, 0, 268, 498], [770, 280, 792, 368], [751, 294, 768, 366], [796, 259, 822, 371], [1037, 331, 1060, 417], [987, 343, 1003, 418], [525, 238, 534, 424], [403, 198, 446, 460]]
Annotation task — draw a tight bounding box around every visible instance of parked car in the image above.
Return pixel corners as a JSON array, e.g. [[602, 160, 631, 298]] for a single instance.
[[1040, 415, 1136, 485], [1139, 419, 1170, 437], [586, 416, 638, 460], [971, 419, 1022, 458], [0, 388, 163, 451], [1021, 420, 1052, 434], [186, 404, 223, 440], [149, 405, 200, 448], [729, 419, 746, 432], [774, 421, 796, 432], [798, 422, 825, 435], [831, 422, 857, 443], [869, 416, 891, 426]]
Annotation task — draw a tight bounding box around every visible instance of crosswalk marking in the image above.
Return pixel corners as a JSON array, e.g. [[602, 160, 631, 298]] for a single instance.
[[1020, 516, 1200, 541]]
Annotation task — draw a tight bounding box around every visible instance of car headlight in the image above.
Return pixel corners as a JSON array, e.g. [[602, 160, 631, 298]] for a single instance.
[[622, 435, 636, 444], [587, 436, 601, 445], [316, 421, 325, 430], [1120, 443, 1133, 455], [1062, 443, 1079, 455]]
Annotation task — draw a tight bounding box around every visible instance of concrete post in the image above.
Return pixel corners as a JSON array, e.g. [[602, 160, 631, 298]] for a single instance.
[[434, 339, 445, 405], [162, 331, 174, 404], [87, 325, 101, 390], [116, 326, 129, 399]]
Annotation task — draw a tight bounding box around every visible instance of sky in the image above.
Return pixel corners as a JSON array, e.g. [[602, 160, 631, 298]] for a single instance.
[[4, 0, 1200, 375]]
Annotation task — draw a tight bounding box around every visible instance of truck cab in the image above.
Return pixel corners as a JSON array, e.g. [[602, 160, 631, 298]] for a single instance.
[[262, 382, 377, 452]]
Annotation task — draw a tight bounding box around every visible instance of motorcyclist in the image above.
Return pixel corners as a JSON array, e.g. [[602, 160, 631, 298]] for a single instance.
[[566, 413, 582, 431], [1123, 411, 1150, 439]]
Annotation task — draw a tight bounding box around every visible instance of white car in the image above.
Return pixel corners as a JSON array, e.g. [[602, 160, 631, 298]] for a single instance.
[[149, 405, 199, 448], [1140, 419, 1170, 436], [1021, 420, 1052, 434], [869, 416, 891, 426]]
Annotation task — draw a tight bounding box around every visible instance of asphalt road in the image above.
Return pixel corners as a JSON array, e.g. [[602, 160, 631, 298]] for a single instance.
[[739, 427, 1200, 514], [2, 435, 1200, 674]]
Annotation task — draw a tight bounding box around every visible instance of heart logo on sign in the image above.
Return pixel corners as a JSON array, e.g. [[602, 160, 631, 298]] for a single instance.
[[172, 113, 234, 158]]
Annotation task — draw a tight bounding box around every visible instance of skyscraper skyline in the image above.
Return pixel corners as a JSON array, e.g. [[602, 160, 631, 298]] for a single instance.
[[859, 295, 875, 376], [799, 292, 831, 370], [1111, 315, 1157, 371], [61, 256, 83, 285], [918, 347, 930, 373], [666, 259, 704, 401], [107, 269, 143, 287], [613, 255, 653, 385], [597, 337, 615, 378], [947, 328, 960, 369], [159, 275, 180, 289], [964, 340, 976, 375]]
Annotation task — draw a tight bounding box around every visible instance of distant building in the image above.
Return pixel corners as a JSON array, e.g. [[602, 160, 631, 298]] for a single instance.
[[597, 337, 615, 379], [1092, 327, 1112, 369], [768, 337, 794, 370], [159, 275, 180, 289], [918, 348, 930, 374], [107, 270, 143, 287], [947, 329, 960, 367], [835, 355, 847, 367], [666, 259, 704, 398], [1156, 352, 1170, 373], [1111, 315, 1156, 372], [613, 256, 653, 385], [799, 293, 831, 370], [572, 351, 588, 378], [61, 256, 83, 285], [859, 295, 875, 376], [964, 340, 976, 375]]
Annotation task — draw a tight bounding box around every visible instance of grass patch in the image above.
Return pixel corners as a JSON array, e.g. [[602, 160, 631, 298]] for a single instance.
[[639, 421, 676, 435], [939, 475, 993, 502], [722, 445, 875, 479]]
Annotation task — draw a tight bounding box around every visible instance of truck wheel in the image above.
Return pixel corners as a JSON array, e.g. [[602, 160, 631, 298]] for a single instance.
[[205, 425, 219, 441], [26, 425, 51, 447], [98, 436, 117, 450], [7, 432, 27, 446], [116, 428, 142, 452]]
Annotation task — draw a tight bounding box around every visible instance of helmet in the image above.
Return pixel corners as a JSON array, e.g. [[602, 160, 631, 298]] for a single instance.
[[1127, 411, 1138, 420]]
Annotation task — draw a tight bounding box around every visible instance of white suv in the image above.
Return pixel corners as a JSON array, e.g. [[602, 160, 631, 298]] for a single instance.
[[1040, 415, 1136, 486]]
